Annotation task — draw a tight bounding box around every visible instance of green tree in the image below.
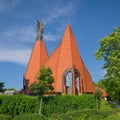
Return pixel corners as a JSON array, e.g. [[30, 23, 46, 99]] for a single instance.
[[0, 82, 5, 93], [30, 66, 54, 114], [94, 89, 102, 113], [7, 88, 16, 90], [94, 79, 106, 90], [95, 27, 120, 101]]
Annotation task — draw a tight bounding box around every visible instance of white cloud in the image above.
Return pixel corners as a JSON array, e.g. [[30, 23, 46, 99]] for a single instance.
[[42, 0, 81, 42], [0, 25, 35, 65], [0, 49, 31, 65], [47, 4, 73, 22], [0, 24, 60, 65], [44, 0, 81, 24], [0, 0, 82, 65], [44, 34, 60, 41], [0, 25, 36, 44]]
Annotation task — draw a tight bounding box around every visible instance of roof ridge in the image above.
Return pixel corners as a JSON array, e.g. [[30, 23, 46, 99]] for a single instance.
[[69, 24, 75, 68]]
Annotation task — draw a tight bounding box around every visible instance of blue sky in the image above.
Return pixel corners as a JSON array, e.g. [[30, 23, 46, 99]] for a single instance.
[[0, 0, 120, 90]]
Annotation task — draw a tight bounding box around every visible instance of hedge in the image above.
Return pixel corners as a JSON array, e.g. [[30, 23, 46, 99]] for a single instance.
[[0, 114, 12, 120], [0, 95, 39, 117], [12, 114, 47, 120], [43, 94, 96, 116], [0, 94, 97, 117]]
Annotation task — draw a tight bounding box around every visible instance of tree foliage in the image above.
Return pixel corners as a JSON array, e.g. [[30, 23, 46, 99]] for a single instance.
[[94, 79, 106, 90], [30, 66, 54, 114], [95, 27, 120, 100], [0, 82, 5, 93], [30, 66, 54, 96], [93, 89, 102, 112], [94, 89, 102, 100]]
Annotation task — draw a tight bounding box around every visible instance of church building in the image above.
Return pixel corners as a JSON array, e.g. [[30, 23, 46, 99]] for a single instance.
[[23, 21, 95, 95]]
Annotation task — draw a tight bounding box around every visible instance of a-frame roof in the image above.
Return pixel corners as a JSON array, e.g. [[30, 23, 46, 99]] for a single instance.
[[24, 38, 48, 86], [45, 24, 94, 93]]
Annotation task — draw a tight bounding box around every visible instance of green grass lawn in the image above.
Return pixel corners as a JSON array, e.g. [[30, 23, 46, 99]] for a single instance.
[[100, 99, 115, 111]]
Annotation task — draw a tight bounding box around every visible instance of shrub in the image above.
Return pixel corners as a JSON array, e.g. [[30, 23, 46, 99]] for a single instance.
[[0, 94, 96, 117], [13, 114, 47, 120], [0, 95, 39, 117]]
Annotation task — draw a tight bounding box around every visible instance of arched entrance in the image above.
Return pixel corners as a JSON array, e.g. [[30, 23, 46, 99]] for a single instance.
[[63, 68, 80, 95], [66, 70, 72, 94]]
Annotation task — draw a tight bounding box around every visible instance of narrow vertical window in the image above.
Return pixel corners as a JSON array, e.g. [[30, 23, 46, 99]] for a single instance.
[[63, 69, 80, 95], [66, 71, 72, 94]]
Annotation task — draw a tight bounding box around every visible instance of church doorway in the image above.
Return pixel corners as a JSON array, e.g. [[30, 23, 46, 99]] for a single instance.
[[63, 68, 80, 95], [66, 71, 72, 94]]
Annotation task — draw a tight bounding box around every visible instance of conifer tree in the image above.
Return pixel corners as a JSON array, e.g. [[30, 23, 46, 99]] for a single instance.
[[30, 66, 54, 114]]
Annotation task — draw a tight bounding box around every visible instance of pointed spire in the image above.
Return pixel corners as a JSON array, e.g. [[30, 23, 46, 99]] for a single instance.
[[24, 21, 48, 94], [44, 24, 94, 94], [36, 20, 44, 41], [64, 23, 71, 34]]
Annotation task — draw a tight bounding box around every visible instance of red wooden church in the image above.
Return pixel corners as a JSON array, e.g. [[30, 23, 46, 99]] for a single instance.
[[23, 21, 95, 95]]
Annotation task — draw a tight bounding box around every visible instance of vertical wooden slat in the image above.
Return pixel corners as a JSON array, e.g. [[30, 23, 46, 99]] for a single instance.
[[72, 66, 75, 95], [64, 75, 67, 94]]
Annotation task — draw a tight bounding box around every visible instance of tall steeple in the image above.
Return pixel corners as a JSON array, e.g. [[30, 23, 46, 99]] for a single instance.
[[23, 21, 48, 94]]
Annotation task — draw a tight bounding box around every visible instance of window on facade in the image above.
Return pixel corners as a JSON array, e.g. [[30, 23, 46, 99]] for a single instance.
[[75, 76, 80, 94], [66, 71, 72, 94], [63, 69, 80, 95]]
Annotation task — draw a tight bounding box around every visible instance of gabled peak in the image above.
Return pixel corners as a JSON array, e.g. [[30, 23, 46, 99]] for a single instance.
[[65, 23, 72, 32], [63, 23, 75, 38], [61, 23, 75, 44]]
